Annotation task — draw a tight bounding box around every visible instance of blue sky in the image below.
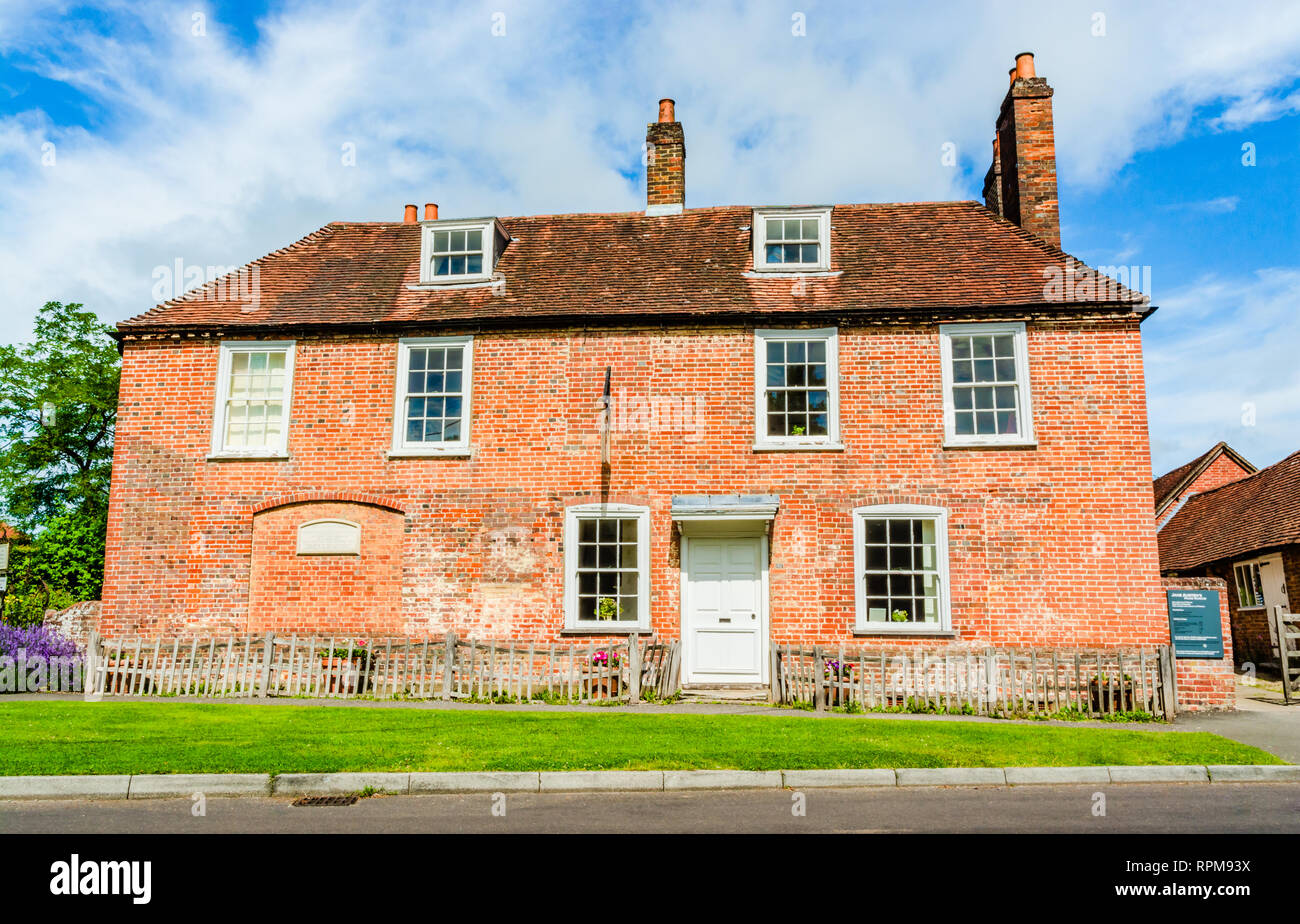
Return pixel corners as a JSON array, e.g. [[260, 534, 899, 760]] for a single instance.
[[0, 0, 1297, 475]]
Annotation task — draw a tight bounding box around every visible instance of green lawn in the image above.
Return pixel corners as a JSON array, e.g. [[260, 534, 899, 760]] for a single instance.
[[0, 701, 1280, 775]]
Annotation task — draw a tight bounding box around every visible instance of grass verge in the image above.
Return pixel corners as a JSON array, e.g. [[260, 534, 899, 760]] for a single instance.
[[0, 701, 1280, 775]]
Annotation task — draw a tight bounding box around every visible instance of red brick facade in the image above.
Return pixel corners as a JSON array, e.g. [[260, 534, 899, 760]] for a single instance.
[[101, 319, 1169, 650]]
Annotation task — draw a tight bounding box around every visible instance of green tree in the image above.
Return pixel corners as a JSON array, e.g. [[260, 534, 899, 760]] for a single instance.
[[0, 302, 119, 622]]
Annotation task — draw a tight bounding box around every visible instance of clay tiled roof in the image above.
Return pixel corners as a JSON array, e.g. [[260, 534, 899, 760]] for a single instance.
[[1152, 441, 1256, 516], [118, 201, 1147, 334], [1158, 449, 1300, 570]]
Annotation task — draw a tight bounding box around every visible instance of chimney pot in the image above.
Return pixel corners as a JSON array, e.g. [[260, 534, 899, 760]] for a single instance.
[[1009, 67, 1017, 86], [403, 204, 418, 224], [1015, 51, 1035, 80], [658, 98, 676, 123], [424, 203, 438, 220]]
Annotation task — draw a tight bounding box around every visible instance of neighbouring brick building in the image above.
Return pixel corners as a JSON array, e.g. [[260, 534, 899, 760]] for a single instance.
[[1152, 441, 1255, 530], [100, 53, 1204, 694], [1159, 447, 1299, 670]]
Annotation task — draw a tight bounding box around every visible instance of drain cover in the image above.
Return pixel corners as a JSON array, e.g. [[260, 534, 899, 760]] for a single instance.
[[292, 795, 359, 807]]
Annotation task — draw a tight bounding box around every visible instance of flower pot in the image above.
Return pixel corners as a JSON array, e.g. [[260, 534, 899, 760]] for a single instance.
[[321, 657, 368, 694], [1089, 679, 1135, 713]]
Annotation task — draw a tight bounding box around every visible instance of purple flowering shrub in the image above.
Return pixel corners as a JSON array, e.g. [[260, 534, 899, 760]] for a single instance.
[[0, 623, 84, 691]]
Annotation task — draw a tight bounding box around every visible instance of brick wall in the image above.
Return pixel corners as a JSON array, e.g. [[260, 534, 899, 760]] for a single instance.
[[101, 319, 1167, 649], [1162, 575, 1236, 711]]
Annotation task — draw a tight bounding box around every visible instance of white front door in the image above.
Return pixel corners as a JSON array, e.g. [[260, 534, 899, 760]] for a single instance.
[[1257, 554, 1291, 653], [683, 536, 767, 684]]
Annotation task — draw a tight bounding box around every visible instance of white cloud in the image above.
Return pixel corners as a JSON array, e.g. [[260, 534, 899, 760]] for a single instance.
[[0, 0, 1297, 352], [1145, 267, 1300, 473]]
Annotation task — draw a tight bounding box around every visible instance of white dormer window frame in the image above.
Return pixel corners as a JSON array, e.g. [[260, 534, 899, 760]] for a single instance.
[[752, 207, 832, 273], [418, 218, 499, 285]]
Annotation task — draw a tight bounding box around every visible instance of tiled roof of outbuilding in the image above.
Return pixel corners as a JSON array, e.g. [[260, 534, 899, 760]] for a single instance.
[[1158, 449, 1300, 570]]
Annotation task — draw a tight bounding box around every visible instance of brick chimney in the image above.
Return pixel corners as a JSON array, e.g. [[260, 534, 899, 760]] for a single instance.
[[983, 52, 1060, 248], [645, 98, 685, 215]]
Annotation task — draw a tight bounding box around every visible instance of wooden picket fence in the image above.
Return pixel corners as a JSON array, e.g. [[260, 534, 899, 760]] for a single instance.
[[85, 632, 681, 704], [771, 643, 1177, 720]]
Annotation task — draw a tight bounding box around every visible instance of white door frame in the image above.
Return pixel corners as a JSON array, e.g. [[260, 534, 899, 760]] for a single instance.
[[1246, 553, 1289, 653], [679, 531, 770, 685]]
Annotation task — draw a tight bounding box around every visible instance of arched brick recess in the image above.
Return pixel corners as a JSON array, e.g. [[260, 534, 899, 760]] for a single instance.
[[249, 501, 404, 635], [248, 491, 405, 517]]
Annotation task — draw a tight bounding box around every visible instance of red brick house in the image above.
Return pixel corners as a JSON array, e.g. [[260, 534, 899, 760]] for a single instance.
[[1152, 441, 1255, 530], [1159, 448, 1299, 669], [100, 53, 1174, 688]]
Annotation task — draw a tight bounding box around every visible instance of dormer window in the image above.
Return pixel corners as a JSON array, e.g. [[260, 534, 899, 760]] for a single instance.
[[432, 228, 484, 277], [752, 207, 831, 272], [418, 218, 505, 285]]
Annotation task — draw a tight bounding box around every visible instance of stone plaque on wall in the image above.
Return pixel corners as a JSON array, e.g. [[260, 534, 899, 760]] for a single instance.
[[297, 519, 362, 556]]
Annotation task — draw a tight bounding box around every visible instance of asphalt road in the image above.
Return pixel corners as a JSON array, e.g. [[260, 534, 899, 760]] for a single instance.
[[3, 783, 1298, 834]]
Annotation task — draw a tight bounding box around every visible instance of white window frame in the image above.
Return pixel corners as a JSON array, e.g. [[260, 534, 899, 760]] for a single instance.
[[390, 335, 474, 457], [209, 340, 295, 459], [753, 327, 841, 450], [939, 321, 1036, 448], [752, 207, 831, 272], [563, 503, 651, 634], [852, 503, 952, 634], [1233, 558, 1266, 610], [419, 218, 497, 284]]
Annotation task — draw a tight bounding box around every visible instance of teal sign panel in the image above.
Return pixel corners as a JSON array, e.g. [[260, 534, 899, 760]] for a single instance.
[[1166, 589, 1224, 659]]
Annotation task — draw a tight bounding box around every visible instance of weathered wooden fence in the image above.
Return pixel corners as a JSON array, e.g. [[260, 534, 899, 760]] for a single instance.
[[772, 643, 1177, 720], [1274, 606, 1300, 705], [85, 632, 680, 704]]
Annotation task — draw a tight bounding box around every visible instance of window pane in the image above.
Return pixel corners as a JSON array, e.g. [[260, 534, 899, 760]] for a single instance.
[[467, 229, 483, 250], [765, 244, 782, 263], [801, 243, 818, 263], [801, 218, 819, 239]]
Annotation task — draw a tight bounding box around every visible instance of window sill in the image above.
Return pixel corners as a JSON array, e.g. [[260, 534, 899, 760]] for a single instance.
[[206, 452, 290, 462], [852, 628, 957, 638], [942, 440, 1037, 451], [561, 626, 653, 636], [387, 446, 473, 459], [406, 278, 497, 291], [753, 441, 845, 453], [743, 268, 840, 279]]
